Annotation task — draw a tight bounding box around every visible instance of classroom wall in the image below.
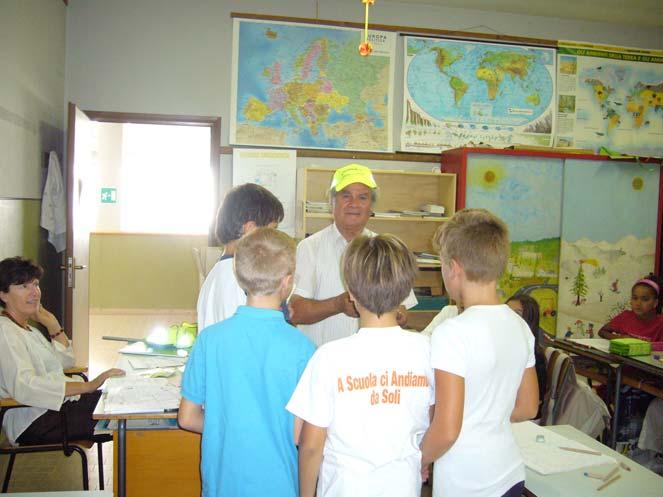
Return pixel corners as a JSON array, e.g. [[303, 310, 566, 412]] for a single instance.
[[0, 1, 67, 317], [65, 0, 663, 152], [88, 233, 207, 310], [1, 0, 66, 201]]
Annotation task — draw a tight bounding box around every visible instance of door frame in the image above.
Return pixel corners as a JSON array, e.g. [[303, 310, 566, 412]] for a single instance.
[[64, 106, 221, 334]]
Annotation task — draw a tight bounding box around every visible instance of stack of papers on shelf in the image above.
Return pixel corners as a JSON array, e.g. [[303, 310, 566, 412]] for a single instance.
[[512, 421, 616, 475], [373, 211, 402, 218], [102, 377, 180, 414], [415, 252, 441, 266], [305, 201, 331, 214], [421, 204, 446, 215]]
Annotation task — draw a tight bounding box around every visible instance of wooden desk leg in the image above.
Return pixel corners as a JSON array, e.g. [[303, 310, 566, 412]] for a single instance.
[[609, 364, 623, 449], [118, 419, 126, 497]]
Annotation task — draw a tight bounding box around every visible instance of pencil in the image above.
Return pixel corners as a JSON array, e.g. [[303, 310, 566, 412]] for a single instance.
[[602, 466, 619, 481], [620, 461, 631, 471], [583, 472, 604, 479], [558, 446, 602, 456], [597, 474, 621, 491]]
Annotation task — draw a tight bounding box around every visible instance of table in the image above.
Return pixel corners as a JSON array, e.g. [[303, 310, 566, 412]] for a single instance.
[[523, 424, 663, 497], [8, 493, 112, 497], [93, 356, 200, 497], [550, 338, 663, 449]]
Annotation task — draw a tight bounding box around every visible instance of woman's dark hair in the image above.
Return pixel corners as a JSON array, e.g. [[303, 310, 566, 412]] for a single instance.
[[0, 257, 43, 307], [633, 273, 663, 314], [507, 294, 540, 336], [215, 184, 284, 245]]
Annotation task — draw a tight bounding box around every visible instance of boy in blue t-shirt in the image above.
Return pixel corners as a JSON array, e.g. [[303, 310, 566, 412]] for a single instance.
[[179, 228, 315, 497]]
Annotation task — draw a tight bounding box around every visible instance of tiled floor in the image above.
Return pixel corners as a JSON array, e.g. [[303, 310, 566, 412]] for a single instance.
[[0, 439, 113, 493]]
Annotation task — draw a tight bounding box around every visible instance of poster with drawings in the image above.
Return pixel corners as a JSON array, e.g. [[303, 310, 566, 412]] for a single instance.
[[232, 148, 297, 236]]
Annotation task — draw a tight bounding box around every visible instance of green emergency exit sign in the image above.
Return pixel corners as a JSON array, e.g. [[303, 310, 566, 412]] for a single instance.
[[101, 187, 117, 203]]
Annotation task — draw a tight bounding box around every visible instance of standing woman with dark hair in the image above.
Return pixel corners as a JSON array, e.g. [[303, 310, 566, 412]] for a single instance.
[[0, 256, 124, 446], [599, 274, 663, 342], [507, 294, 547, 416]]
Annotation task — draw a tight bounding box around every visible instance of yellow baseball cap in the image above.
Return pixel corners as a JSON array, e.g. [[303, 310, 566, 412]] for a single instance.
[[330, 163, 377, 192]]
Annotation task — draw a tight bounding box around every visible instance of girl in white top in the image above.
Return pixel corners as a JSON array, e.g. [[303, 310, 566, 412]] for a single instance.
[[0, 257, 123, 444]]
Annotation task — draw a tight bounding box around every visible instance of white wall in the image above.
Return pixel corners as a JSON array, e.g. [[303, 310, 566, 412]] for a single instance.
[[66, 0, 663, 149], [1, 0, 66, 199], [65, 0, 663, 198]]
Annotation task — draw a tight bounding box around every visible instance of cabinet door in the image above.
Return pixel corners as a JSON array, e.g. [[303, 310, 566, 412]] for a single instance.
[[465, 154, 564, 335], [557, 159, 661, 338]]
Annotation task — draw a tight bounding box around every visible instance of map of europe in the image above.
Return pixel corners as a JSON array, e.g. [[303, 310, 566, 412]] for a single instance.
[[402, 37, 555, 152], [231, 20, 395, 151]]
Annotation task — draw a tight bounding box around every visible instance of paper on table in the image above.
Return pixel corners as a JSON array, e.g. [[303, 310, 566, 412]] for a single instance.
[[102, 377, 180, 414], [127, 355, 186, 370], [512, 421, 616, 475], [569, 338, 611, 353]]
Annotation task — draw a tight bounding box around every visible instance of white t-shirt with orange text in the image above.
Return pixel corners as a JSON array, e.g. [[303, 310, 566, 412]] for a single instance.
[[287, 326, 434, 497]]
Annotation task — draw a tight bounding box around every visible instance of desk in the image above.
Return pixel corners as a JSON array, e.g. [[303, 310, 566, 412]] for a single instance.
[[523, 425, 663, 497], [549, 339, 663, 449], [93, 357, 200, 497]]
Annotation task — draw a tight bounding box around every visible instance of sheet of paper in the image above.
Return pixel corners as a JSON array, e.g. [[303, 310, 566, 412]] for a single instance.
[[232, 148, 297, 236], [127, 355, 186, 370], [569, 338, 611, 353], [512, 421, 616, 475], [102, 377, 180, 414]]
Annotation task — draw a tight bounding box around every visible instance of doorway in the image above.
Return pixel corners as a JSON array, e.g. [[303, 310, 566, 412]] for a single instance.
[[65, 107, 220, 374]]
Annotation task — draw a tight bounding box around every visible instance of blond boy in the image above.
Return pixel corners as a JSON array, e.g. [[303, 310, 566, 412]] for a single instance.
[[288, 234, 434, 497], [421, 209, 539, 497], [179, 228, 315, 497]]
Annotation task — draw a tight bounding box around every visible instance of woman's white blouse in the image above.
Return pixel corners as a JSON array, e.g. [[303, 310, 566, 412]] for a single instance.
[[0, 315, 76, 444]]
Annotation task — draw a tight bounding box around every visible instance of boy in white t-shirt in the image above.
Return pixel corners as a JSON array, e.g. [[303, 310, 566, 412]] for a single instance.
[[196, 183, 284, 330], [421, 209, 539, 497], [287, 234, 434, 497]]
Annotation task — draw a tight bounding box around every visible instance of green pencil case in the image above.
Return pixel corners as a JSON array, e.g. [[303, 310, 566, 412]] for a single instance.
[[609, 338, 652, 356]]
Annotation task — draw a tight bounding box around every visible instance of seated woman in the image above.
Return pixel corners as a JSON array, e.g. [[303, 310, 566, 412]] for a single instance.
[[0, 256, 123, 445], [506, 294, 547, 416], [599, 274, 663, 342]]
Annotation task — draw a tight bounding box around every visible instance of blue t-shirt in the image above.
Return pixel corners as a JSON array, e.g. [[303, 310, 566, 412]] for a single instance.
[[182, 305, 315, 497]]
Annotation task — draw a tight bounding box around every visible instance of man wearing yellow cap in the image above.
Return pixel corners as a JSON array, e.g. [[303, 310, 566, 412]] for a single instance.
[[289, 164, 417, 346]]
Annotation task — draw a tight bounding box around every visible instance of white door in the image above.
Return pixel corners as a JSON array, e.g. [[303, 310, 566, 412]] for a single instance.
[[64, 103, 94, 366]]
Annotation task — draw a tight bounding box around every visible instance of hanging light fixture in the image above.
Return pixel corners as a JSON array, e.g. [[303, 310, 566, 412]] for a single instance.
[[359, 0, 375, 56]]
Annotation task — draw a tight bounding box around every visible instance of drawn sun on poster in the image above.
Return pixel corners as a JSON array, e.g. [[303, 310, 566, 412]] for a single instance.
[[632, 176, 644, 191], [469, 163, 505, 190]]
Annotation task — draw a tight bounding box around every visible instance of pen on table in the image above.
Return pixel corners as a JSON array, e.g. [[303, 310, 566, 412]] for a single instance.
[[620, 461, 631, 471], [597, 474, 621, 491], [583, 472, 604, 479], [602, 466, 619, 481], [559, 446, 602, 456]]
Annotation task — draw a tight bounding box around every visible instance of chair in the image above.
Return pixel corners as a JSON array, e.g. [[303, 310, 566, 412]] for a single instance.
[[540, 347, 611, 439], [0, 368, 111, 493]]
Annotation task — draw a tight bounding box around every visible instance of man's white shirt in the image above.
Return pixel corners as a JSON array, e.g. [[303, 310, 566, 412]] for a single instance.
[[294, 223, 417, 346]]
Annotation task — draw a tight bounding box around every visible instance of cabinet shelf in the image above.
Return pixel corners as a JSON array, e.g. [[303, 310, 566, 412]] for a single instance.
[[304, 212, 450, 223]]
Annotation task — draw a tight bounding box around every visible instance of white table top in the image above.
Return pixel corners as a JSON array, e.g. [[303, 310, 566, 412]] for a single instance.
[[7, 492, 112, 497], [525, 425, 663, 497]]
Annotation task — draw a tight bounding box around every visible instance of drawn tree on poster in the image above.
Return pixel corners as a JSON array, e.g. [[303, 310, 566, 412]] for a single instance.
[[571, 263, 588, 306]]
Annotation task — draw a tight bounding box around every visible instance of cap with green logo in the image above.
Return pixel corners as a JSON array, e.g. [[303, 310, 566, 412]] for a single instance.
[[329, 163, 378, 192]]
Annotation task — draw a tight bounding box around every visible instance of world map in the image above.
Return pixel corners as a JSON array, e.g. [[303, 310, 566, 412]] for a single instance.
[[402, 38, 555, 152], [231, 20, 395, 151], [574, 62, 663, 155]]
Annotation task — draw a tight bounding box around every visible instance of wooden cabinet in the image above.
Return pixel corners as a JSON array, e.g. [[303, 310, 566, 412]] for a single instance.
[[296, 167, 457, 330]]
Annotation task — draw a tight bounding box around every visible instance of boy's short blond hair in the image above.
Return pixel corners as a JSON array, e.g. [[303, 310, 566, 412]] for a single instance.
[[343, 234, 417, 317], [434, 208, 510, 283], [234, 228, 296, 296]]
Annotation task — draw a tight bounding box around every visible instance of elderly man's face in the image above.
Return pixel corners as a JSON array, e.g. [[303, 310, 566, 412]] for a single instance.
[[333, 183, 372, 233]]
